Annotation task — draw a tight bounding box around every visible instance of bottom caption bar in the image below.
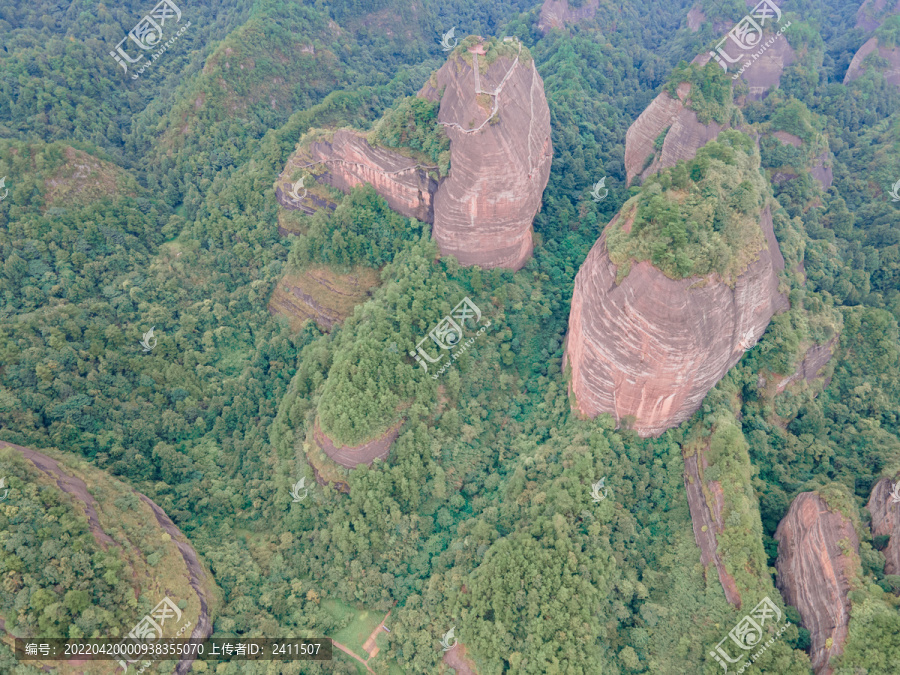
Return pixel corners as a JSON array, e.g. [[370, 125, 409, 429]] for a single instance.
[[16, 638, 332, 661]]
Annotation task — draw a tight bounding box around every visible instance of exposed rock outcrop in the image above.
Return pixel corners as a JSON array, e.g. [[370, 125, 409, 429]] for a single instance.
[[687, 6, 705, 32], [811, 151, 834, 191], [269, 267, 380, 332], [419, 39, 552, 269], [565, 206, 788, 437], [867, 477, 900, 575], [775, 492, 858, 675], [278, 38, 551, 270], [624, 82, 725, 186], [683, 448, 742, 606], [844, 37, 900, 88], [773, 336, 837, 394], [313, 419, 401, 469], [766, 131, 833, 192], [855, 0, 900, 31], [738, 36, 795, 102], [537, 0, 599, 33], [0, 441, 215, 675], [278, 130, 439, 223]]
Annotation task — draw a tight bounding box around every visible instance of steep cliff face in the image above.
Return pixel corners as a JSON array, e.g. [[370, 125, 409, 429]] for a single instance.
[[624, 81, 730, 187], [775, 492, 859, 675], [683, 449, 742, 606], [278, 129, 439, 222], [313, 419, 401, 469], [268, 267, 380, 332], [867, 477, 900, 575], [537, 0, 599, 33], [278, 38, 551, 270], [855, 0, 900, 31], [738, 37, 795, 102], [419, 39, 553, 269], [565, 200, 787, 437], [844, 36, 900, 88]]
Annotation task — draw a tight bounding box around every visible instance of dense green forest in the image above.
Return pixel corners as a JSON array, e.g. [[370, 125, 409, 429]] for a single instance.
[[1, 0, 900, 673]]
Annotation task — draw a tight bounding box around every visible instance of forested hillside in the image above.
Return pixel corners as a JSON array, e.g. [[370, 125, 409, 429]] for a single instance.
[[1, 0, 900, 674]]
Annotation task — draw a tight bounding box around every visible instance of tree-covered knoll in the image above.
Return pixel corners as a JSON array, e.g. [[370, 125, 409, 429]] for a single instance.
[[665, 61, 736, 125], [606, 130, 768, 283]]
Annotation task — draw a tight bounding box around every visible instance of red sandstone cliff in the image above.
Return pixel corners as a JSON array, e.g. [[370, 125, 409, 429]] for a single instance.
[[277, 130, 439, 222], [537, 0, 599, 33], [855, 0, 900, 31], [278, 38, 551, 270], [844, 36, 900, 88], [867, 476, 900, 575], [624, 82, 725, 187], [565, 205, 787, 437], [775, 492, 859, 675], [419, 39, 552, 269], [683, 447, 742, 606], [313, 418, 401, 469], [738, 36, 795, 102]]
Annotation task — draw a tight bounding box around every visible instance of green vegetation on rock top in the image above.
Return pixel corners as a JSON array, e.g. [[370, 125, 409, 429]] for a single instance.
[[606, 130, 768, 284], [665, 61, 735, 125], [369, 96, 451, 176]]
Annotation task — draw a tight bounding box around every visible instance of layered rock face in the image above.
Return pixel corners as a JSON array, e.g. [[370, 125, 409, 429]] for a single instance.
[[867, 477, 900, 575], [844, 37, 900, 88], [419, 41, 553, 269], [624, 82, 724, 186], [279, 130, 439, 223], [313, 419, 401, 469], [278, 39, 552, 270], [565, 206, 787, 437], [683, 448, 742, 606], [775, 492, 858, 674], [537, 0, 599, 33]]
